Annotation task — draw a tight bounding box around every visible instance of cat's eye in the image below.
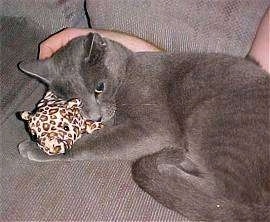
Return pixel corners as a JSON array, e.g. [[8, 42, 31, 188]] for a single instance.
[[64, 125, 70, 131], [95, 82, 104, 94]]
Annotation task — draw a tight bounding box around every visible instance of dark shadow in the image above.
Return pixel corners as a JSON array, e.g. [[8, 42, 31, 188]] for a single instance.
[[84, 0, 91, 28]]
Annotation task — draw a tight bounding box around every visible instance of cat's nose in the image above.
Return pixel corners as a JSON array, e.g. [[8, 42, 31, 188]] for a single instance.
[[89, 113, 102, 122], [91, 116, 102, 122]]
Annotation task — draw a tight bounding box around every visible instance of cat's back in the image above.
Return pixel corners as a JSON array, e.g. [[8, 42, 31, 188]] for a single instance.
[[128, 51, 269, 116], [131, 52, 269, 221]]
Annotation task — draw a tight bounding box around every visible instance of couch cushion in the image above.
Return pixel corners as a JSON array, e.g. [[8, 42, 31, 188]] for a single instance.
[[86, 0, 269, 56], [2, 0, 88, 33]]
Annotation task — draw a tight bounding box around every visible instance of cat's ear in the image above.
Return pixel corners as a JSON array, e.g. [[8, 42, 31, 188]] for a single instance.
[[85, 32, 106, 65], [18, 60, 53, 85]]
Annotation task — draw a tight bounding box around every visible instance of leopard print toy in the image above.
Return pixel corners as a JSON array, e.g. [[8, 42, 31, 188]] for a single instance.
[[19, 91, 103, 155]]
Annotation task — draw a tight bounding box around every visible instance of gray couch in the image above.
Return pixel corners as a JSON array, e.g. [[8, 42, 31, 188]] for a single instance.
[[1, 0, 269, 221]]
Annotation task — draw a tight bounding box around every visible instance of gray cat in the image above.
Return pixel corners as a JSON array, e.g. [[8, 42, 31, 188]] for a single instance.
[[18, 33, 270, 221]]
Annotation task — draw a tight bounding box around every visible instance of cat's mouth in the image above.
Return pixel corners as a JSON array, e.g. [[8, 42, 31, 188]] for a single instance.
[[97, 109, 116, 126], [102, 107, 116, 124], [103, 114, 116, 126], [82, 103, 116, 124], [95, 113, 114, 126], [82, 111, 113, 125]]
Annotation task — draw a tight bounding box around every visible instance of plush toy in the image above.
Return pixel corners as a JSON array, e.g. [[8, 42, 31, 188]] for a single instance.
[[19, 91, 103, 155]]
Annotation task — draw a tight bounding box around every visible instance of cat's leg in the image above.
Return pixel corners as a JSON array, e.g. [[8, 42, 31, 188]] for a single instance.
[[18, 119, 168, 162], [132, 147, 263, 221], [132, 147, 217, 220]]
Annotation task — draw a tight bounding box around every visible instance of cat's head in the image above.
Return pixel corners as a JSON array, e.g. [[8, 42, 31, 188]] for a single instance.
[[19, 33, 132, 123]]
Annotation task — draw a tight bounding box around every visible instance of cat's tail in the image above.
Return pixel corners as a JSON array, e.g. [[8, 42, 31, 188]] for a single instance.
[[132, 153, 270, 221]]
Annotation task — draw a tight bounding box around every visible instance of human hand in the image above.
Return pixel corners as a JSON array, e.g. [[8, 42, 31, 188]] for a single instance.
[[249, 9, 269, 73], [39, 28, 161, 60]]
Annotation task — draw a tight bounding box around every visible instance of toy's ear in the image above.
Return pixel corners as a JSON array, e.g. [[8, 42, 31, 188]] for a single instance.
[[67, 98, 82, 109], [19, 111, 31, 121], [18, 60, 53, 85], [43, 91, 57, 100]]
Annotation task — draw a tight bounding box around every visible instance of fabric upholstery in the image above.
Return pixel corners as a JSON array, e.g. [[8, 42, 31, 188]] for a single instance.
[[87, 0, 269, 56], [2, 0, 88, 33]]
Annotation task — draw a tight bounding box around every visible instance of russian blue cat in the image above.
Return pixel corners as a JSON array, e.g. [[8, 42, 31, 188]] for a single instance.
[[19, 33, 270, 221]]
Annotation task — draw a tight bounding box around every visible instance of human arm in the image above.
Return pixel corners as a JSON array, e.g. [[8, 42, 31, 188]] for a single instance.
[[39, 28, 161, 60], [248, 9, 269, 73]]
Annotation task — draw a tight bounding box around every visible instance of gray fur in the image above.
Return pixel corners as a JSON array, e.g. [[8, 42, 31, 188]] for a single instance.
[[18, 33, 270, 221]]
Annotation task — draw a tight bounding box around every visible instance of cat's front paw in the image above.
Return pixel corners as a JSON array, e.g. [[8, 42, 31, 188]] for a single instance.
[[18, 140, 69, 162], [18, 140, 33, 159]]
